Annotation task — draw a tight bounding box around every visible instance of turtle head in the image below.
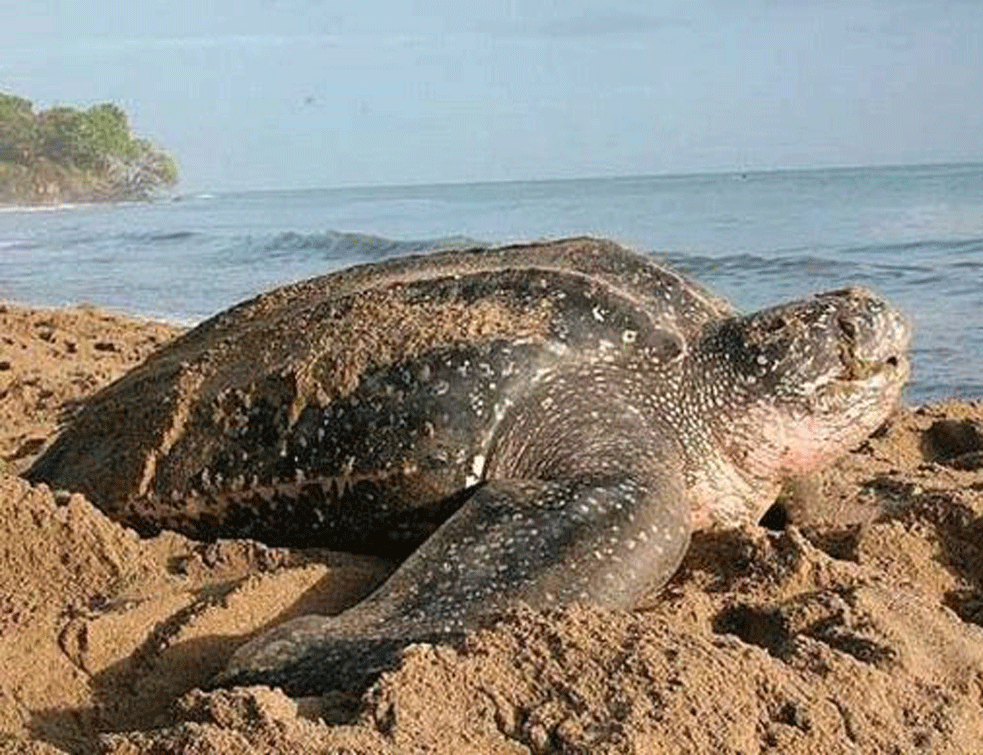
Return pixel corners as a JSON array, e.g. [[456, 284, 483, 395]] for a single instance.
[[696, 287, 910, 520]]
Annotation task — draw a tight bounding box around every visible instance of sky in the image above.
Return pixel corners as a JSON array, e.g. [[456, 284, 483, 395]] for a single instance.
[[2, 0, 981, 192]]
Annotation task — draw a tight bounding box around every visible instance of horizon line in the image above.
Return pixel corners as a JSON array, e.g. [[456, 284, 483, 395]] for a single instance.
[[195, 159, 983, 198]]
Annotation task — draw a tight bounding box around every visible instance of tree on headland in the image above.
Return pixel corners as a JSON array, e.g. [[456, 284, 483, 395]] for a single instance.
[[0, 92, 178, 205]]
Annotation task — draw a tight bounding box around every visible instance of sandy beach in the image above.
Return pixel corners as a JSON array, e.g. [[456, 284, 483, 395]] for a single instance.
[[1, 301, 982, 754]]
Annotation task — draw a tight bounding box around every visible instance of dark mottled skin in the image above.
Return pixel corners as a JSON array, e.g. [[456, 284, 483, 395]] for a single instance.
[[28, 238, 911, 696], [29, 238, 728, 552]]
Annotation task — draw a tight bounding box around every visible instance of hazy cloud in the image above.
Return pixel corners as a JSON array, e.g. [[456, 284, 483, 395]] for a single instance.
[[3, 33, 343, 57], [536, 10, 684, 37]]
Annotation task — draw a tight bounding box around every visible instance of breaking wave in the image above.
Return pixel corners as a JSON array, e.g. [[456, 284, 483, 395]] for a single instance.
[[233, 230, 481, 262]]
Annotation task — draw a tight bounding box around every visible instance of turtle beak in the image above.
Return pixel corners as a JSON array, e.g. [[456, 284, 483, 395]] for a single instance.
[[825, 288, 911, 384]]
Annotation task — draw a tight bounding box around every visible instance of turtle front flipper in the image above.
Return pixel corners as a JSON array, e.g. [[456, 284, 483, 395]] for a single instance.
[[381, 474, 693, 620], [216, 471, 691, 696]]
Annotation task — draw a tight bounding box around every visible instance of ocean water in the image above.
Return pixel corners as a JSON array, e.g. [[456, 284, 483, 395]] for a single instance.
[[1, 162, 981, 405]]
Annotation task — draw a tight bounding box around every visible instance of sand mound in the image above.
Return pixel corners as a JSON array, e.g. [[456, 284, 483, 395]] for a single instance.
[[1, 303, 982, 754], [0, 303, 180, 475]]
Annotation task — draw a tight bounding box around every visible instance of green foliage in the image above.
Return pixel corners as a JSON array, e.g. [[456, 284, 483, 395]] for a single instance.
[[0, 93, 33, 120], [0, 94, 37, 164], [0, 91, 178, 203]]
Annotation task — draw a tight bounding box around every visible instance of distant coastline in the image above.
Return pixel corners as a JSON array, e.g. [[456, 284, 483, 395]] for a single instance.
[[0, 173, 177, 207], [0, 92, 178, 207]]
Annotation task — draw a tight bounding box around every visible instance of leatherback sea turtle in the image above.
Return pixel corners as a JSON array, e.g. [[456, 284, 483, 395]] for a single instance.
[[28, 238, 910, 695]]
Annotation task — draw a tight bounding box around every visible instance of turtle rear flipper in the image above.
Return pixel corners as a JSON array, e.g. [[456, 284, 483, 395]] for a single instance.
[[217, 470, 690, 695]]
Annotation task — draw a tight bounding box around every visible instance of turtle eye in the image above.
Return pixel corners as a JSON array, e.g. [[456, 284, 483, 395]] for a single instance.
[[837, 316, 858, 341]]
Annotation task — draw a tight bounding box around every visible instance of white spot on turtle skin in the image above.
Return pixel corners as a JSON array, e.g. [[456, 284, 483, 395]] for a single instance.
[[546, 341, 570, 357], [622, 329, 637, 344], [592, 305, 605, 322], [493, 400, 512, 423], [471, 454, 486, 480]]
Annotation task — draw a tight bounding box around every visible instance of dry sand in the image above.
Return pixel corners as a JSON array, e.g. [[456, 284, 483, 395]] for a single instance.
[[1, 301, 982, 754]]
